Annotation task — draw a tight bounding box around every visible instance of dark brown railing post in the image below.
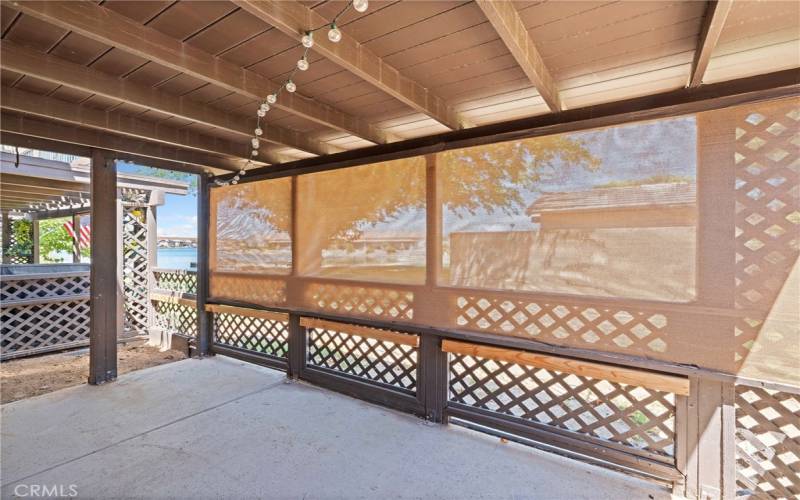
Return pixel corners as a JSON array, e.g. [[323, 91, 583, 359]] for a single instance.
[[287, 312, 306, 379], [418, 334, 448, 423], [196, 173, 213, 357], [88, 150, 118, 384]]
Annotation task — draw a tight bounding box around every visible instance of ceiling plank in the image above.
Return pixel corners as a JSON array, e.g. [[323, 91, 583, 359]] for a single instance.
[[234, 0, 465, 130], [0, 112, 242, 172], [0, 41, 332, 158], [689, 0, 734, 87], [475, 0, 561, 112], [11, 0, 387, 144], [1, 86, 281, 166]]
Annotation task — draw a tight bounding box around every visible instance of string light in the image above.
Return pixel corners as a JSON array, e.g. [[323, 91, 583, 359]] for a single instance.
[[328, 23, 342, 43], [353, 0, 368, 13], [215, 0, 368, 187]]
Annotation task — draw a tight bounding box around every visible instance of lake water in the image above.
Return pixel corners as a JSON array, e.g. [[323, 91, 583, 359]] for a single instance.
[[157, 247, 197, 270]]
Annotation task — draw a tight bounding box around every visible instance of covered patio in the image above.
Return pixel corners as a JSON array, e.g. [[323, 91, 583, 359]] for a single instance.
[[0, 1, 798, 499]]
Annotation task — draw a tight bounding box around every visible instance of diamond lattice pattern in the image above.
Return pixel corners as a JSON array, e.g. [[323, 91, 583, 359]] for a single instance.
[[214, 312, 289, 359], [449, 353, 676, 456], [735, 386, 800, 499], [307, 326, 418, 391]]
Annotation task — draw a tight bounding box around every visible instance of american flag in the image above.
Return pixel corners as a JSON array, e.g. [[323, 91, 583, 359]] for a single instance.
[[63, 220, 91, 246]]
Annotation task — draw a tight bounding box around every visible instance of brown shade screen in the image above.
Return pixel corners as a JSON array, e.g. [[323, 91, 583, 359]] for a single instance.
[[439, 116, 698, 302], [208, 97, 799, 386], [295, 157, 426, 285], [210, 177, 292, 274]]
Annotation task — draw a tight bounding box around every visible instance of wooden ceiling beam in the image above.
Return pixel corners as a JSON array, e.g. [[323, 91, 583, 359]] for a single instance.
[[689, 0, 734, 87], [0, 112, 242, 173], [0, 132, 221, 176], [1, 86, 281, 167], [0, 42, 330, 158], [10, 0, 387, 145], [234, 0, 465, 130], [475, 0, 561, 112]]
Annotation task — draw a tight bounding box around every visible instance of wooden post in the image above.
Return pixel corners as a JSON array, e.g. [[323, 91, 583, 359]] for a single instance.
[[680, 377, 737, 500], [196, 174, 212, 357], [287, 312, 306, 379], [72, 213, 81, 263], [145, 202, 159, 331], [31, 218, 40, 263], [418, 334, 449, 423], [425, 153, 441, 287], [2, 211, 11, 264], [88, 150, 118, 385]]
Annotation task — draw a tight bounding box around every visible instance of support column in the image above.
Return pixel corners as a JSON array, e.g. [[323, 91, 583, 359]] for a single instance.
[[89, 150, 118, 385], [2, 211, 11, 264], [196, 174, 212, 356], [145, 193, 160, 337], [72, 213, 81, 263], [31, 218, 40, 263], [680, 377, 737, 499]]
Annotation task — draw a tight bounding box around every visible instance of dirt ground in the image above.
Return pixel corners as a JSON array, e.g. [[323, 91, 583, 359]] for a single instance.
[[0, 341, 186, 404]]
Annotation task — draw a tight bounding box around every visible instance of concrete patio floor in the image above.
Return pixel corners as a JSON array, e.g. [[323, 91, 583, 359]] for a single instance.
[[1, 356, 675, 499]]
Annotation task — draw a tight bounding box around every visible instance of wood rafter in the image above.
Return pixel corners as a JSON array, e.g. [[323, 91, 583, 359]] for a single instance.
[[1, 87, 283, 166], [10, 0, 387, 145], [0, 111, 242, 173], [0, 42, 332, 158], [233, 0, 464, 130], [0, 132, 219, 175], [689, 0, 734, 87], [475, 0, 561, 112]]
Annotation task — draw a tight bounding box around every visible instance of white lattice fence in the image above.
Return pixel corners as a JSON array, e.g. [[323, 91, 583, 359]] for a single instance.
[[123, 208, 149, 333], [735, 386, 800, 499]]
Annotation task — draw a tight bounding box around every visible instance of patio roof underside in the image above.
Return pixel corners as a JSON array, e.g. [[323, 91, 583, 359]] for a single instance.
[[0, 152, 188, 215], [0, 0, 798, 176]]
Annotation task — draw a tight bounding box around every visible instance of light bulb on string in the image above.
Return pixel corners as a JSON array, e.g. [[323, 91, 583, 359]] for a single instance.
[[239, 169, 246, 175], [285, 80, 296, 93], [266, 94, 277, 104], [257, 108, 266, 117], [251, 150, 258, 156], [301, 31, 314, 48], [254, 127, 263, 136], [251, 138, 260, 148], [353, 0, 368, 13], [297, 57, 309, 71], [260, 102, 270, 113], [328, 23, 342, 43]]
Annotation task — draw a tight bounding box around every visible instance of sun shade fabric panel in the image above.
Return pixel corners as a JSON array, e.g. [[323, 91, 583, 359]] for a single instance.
[[208, 97, 800, 387]]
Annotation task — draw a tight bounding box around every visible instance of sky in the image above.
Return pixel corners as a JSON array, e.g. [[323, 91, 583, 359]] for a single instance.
[[117, 162, 198, 238]]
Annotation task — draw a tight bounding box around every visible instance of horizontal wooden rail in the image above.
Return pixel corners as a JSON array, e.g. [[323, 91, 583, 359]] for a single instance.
[[1, 294, 90, 307], [205, 303, 289, 322], [150, 291, 196, 307], [300, 317, 420, 348], [442, 339, 690, 396], [0, 271, 91, 281]]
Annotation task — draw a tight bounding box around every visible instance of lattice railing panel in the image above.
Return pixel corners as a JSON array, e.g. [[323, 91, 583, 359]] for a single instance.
[[1, 299, 90, 358], [153, 301, 197, 337], [0, 274, 90, 302], [305, 283, 414, 321], [123, 209, 149, 333], [733, 101, 800, 370], [449, 353, 676, 457], [452, 295, 670, 355], [154, 269, 197, 295], [307, 326, 418, 391], [214, 313, 289, 359], [735, 386, 800, 499]]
